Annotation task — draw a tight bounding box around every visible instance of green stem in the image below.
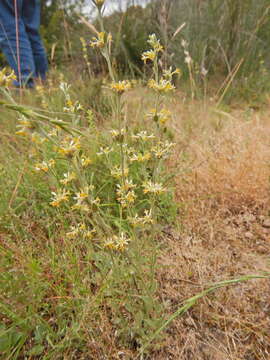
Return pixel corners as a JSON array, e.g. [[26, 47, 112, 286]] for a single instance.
[[137, 273, 270, 357]]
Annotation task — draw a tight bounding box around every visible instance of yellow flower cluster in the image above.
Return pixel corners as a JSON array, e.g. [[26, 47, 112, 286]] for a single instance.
[[66, 222, 96, 240], [71, 185, 100, 212], [57, 136, 81, 157], [141, 50, 156, 64], [163, 67, 181, 81], [104, 232, 130, 252], [59, 82, 82, 113], [94, 0, 106, 7], [148, 79, 175, 93], [50, 189, 70, 207], [81, 156, 92, 167], [116, 180, 136, 208], [142, 180, 166, 195], [141, 34, 163, 64], [0, 67, 16, 87], [128, 209, 154, 227], [151, 141, 175, 159], [73, 186, 92, 203], [90, 32, 108, 49], [131, 131, 155, 142], [63, 98, 83, 113], [130, 152, 151, 163], [35, 159, 55, 173], [146, 108, 172, 125], [147, 34, 163, 52], [97, 146, 114, 156], [110, 80, 131, 94]]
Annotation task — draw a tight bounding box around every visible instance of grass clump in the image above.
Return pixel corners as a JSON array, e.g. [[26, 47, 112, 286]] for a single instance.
[[0, 2, 178, 358]]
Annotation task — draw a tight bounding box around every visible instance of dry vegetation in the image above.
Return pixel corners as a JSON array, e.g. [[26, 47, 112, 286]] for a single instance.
[[154, 97, 270, 359]]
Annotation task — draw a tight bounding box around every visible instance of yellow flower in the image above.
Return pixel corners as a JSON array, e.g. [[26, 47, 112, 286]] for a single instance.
[[159, 109, 172, 125], [142, 181, 166, 195], [58, 137, 81, 157], [15, 128, 29, 137], [131, 131, 155, 141], [141, 209, 154, 224], [104, 237, 116, 250], [90, 32, 105, 48], [128, 209, 154, 227], [84, 229, 96, 239], [118, 179, 136, 192], [60, 171, 76, 185], [151, 141, 175, 159], [48, 128, 58, 137], [110, 80, 131, 94], [147, 34, 163, 52], [66, 224, 96, 240], [146, 108, 172, 125], [94, 0, 106, 8], [50, 189, 70, 207], [34, 159, 55, 173], [91, 197, 100, 206], [73, 186, 93, 203], [148, 79, 175, 93], [63, 99, 83, 113], [115, 232, 130, 251], [35, 162, 48, 173], [0, 67, 16, 87], [163, 67, 181, 80], [116, 183, 136, 208], [130, 152, 151, 162], [97, 146, 113, 156], [79, 223, 86, 231], [141, 50, 156, 63], [81, 157, 92, 168], [17, 119, 34, 129], [104, 233, 130, 252]]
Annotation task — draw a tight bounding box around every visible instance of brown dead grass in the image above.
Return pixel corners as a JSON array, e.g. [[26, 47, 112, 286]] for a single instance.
[[154, 99, 270, 359]]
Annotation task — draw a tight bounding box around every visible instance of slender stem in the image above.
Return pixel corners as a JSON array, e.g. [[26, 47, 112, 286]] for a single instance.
[[137, 274, 270, 357]]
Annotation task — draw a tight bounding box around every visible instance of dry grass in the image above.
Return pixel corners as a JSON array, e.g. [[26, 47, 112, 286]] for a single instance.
[[154, 98, 270, 359]]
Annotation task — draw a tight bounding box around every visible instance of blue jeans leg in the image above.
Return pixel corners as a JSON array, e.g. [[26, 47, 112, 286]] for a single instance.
[[0, 0, 47, 87], [22, 0, 48, 80]]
